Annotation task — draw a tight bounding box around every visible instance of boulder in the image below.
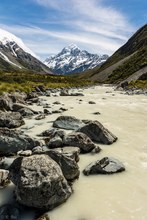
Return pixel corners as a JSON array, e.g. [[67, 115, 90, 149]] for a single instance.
[[47, 150, 80, 181], [18, 107, 35, 117], [0, 128, 41, 156], [83, 157, 125, 175], [0, 169, 10, 188], [47, 136, 63, 148], [52, 147, 80, 162], [37, 128, 65, 139], [53, 116, 84, 130], [88, 101, 96, 104], [77, 121, 117, 144], [0, 111, 25, 128], [9, 155, 72, 210], [17, 150, 32, 156], [63, 132, 100, 153], [0, 94, 13, 111], [35, 114, 46, 120]]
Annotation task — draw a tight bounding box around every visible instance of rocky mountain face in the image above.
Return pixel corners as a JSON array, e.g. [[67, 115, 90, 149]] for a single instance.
[[0, 28, 52, 74], [44, 44, 109, 75], [85, 24, 147, 88]]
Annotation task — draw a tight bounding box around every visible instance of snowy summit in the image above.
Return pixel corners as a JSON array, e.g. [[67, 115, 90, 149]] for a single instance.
[[44, 44, 109, 75]]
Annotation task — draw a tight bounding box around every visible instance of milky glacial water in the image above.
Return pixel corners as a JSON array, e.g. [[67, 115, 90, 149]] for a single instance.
[[1, 86, 147, 220]]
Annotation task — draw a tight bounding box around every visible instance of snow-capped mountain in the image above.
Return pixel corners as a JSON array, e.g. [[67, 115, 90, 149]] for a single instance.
[[44, 44, 109, 75], [0, 28, 52, 74]]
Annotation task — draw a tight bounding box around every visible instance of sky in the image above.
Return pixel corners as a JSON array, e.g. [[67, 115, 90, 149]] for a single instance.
[[0, 0, 146, 60]]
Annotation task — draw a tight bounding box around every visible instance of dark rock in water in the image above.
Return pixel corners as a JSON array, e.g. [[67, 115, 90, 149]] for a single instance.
[[44, 109, 52, 115], [17, 107, 35, 117], [63, 132, 100, 153], [60, 90, 70, 96], [0, 94, 13, 111], [0, 204, 20, 220], [70, 93, 84, 96], [37, 128, 65, 139], [26, 92, 39, 101], [59, 107, 68, 111], [9, 155, 72, 210], [0, 128, 41, 156], [0, 157, 15, 169], [53, 101, 61, 105], [47, 135, 63, 148], [83, 157, 125, 175], [77, 121, 117, 144], [52, 110, 62, 114], [93, 112, 101, 115], [0, 111, 25, 128], [0, 169, 10, 188], [88, 101, 96, 104], [35, 114, 46, 120], [51, 147, 80, 162], [47, 150, 80, 181], [53, 116, 84, 130]]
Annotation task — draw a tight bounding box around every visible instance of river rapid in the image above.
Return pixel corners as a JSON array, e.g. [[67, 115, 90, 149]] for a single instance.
[[1, 85, 147, 220]]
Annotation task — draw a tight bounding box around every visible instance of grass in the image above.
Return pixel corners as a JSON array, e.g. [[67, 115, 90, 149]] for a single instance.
[[0, 71, 92, 94], [128, 80, 147, 89]]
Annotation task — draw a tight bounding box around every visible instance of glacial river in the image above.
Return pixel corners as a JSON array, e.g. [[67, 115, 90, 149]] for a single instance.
[[1, 86, 147, 220]]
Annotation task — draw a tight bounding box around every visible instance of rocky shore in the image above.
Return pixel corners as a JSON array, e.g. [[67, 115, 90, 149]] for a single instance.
[[0, 85, 136, 220]]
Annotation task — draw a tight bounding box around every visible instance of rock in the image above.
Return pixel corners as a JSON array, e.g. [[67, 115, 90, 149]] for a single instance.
[[52, 147, 80, 162], [0, 157, 15, 169], [60, 90, 69, 96], [37, 128, 65, 139], [83, 157, 125, 175], [70, 93, 84, 96], [32, 146, 44, 154], [0, 204, 20, 220], [53, 101, 61, 105], [0, 128, 41, 156], [9, 155, 72, 210], [9, 92, 27, 104], [77, 121, 117, 144], [44, 109, 52, 115], [93, 112, 101, 115], [0, 111, 25, 128], [53, 116, 84, 130], [59, 107, 68, 111], [35, 213, 50, 220], [35, 114, 46, 120], [17, 150, 32, 156], [0, 169, 10, 188], [52, 110, 62, 114], [26, 92, 39, 100], [63, 132, 99, 153], [47, 136, 63, 148], [18, 107, 35, 117], [0, 94, 13, 111], [35, 85, 46, 93], [88, 101, 96, 104], [47, 150, 80, 181]]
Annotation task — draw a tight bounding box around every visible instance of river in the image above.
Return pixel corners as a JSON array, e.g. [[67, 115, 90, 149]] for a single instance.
[[1, 85, 147, 220]]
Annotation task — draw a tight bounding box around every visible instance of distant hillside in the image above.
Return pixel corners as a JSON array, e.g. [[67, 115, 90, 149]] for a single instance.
[[81, 24, 147, 89]]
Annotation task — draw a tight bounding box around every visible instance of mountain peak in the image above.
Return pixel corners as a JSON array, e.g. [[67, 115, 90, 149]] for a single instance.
[[0, 28, 37, 58], [44, 45, 109, 75]]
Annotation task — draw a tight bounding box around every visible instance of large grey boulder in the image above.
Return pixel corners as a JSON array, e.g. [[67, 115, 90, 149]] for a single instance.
[[53, 116, 84, 130], [9, 155, 72, 210], [0, 111, 25, 128], [0, 94, 13, 111], [63, 132, 100, 153], [77, 121, 117, 144], [0, 128, 40, 156], [83, 157, 125, 175], [47, 150, 80, 181], [47, 135, 63, 148], [52, 147, 80, 162]]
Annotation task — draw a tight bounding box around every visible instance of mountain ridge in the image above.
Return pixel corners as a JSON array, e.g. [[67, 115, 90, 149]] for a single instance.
[[44, 44, 109, 75], [0, 28, 52, 74]]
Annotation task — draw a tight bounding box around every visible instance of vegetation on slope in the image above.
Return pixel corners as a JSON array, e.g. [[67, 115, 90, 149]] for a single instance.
[[0, 71, 92, 94], [106, 47, 147, 83]]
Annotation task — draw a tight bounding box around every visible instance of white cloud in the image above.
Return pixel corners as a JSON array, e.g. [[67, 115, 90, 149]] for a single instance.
[[1, 0, 136, 59]]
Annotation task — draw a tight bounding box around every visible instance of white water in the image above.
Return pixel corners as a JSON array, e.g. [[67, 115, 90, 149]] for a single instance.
[[1, 86, 147, 220]]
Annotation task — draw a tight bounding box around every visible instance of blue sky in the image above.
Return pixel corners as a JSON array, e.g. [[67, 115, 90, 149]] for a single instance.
[[0, 0, 146, 60]]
